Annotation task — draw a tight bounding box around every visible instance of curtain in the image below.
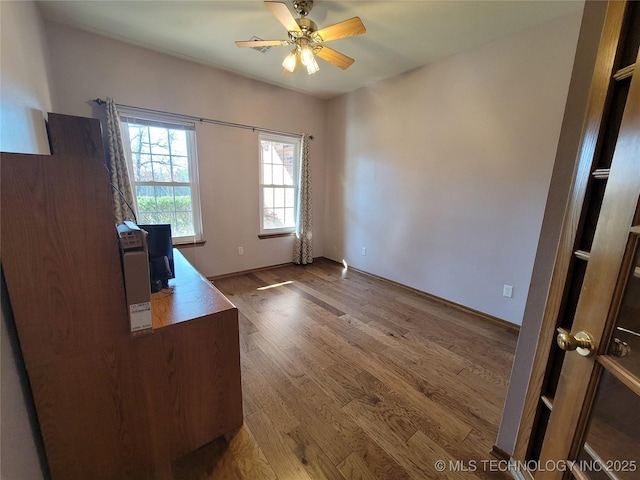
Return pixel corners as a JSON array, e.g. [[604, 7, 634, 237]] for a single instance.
[[294, 134, 313, 264], [106, 97, 136, 224]]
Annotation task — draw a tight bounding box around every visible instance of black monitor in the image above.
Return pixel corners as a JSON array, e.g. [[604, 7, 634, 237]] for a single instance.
[[140, 224, 174, 292]]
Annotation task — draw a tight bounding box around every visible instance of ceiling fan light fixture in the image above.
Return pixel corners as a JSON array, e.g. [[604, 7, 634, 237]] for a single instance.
[[282, 50, 298, 72], [299, 44, 314, 66], [235, 1, 366, 75], [306, 56, 320, 75]]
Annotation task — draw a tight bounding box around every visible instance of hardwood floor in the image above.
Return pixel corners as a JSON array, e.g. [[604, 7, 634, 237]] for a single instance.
[[174, 259, 518, 479]]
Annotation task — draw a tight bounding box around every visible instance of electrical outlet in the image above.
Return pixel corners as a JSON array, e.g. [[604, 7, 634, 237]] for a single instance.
[[362, 247, 366, 256], [503, 285, 513, 298], [238, 246, 244, 256]]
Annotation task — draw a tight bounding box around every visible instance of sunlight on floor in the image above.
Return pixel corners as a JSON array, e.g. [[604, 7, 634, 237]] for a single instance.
[[256, 280, 294, 291]]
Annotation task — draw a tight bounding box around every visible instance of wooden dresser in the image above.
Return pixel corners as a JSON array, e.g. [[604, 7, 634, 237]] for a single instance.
[[1, 114, 242, 479]]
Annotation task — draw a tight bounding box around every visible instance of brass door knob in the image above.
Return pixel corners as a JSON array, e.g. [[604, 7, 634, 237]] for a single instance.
[[557, 328, 596, 357], [610, 338, 631, 358]]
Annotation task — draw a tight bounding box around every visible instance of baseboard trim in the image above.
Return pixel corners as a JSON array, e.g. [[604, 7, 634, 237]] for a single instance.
[[490, 446, 533, 480], [208, 256, 520, 332], [207, 256, 323, 281], [490, 445, 511, 461], [334, 259, 520, 333], [208, 262, 294, 281]]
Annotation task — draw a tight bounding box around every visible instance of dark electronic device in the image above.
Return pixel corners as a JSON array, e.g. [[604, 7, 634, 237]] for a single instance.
[[139, 224, 174, 292]]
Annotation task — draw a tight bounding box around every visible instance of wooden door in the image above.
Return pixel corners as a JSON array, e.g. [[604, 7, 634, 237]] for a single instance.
[[535, 49, 640, 479]]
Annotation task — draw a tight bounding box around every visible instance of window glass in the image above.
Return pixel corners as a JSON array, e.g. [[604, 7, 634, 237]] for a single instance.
[[259, 134, 300, 235], [121, 115, 202, 242]]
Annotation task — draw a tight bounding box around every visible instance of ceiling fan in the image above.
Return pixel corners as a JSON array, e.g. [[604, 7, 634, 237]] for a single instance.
[[235, 0, 366, 75]]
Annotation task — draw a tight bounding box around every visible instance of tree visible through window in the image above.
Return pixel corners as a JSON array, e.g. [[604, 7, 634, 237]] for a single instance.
[[121, 115, 202, 242], [259, 134, 300, 235]]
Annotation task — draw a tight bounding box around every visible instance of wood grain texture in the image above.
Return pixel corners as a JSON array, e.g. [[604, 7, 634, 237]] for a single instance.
[[1, 152, 128, 367], [152, 250, 236, 328], [2, 141, 242, 478], [537, 53, 640, 476], [9, 251, 242, 479], [47, 112, 107, 163], [161, 309, 243, 455], [188, 259, 519, 480]]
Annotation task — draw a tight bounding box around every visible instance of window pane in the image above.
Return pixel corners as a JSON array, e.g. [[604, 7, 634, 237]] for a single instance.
[[271, 208, 285, 228], [263, 187, 274, 210], [283, 164, 295, 185], [136, 186, 157, 212], [154, 186, 175, 212], [283, 146, 295, 185], [174, 186, 192, 212], [284, 207, 295, 228], [263, 208, 279, 229], [260, 140, 270, 161], [273, 164, 285, 185], [148, 126, 170, 155], [152, 155, 172, 182], [285, 188, 295, 208], [128, 125, 150, 154], [175, 211, 194, 237], [169, 130, 188, 157], [262, 162, 272, 185], [132, 153, 153, 181], [172, 156, 189, 182], [136, 185, 154, 197], [156, 185, 170, 197], [139, 212, 158, 224], [158, 212, 174, 225], [274, 187, 285, 209], [260, 139, 296, 187], [272, 142, 284, 162]]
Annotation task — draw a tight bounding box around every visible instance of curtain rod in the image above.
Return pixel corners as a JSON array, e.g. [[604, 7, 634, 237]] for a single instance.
[[93, 98, 314, 140]]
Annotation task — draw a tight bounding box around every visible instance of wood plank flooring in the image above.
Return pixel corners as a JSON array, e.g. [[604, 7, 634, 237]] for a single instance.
[[173, 259, 518, 479]]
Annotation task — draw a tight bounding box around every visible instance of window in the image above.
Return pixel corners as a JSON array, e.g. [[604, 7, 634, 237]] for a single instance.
[[259, 133, 300, 235], [120, 113, 202, 243]]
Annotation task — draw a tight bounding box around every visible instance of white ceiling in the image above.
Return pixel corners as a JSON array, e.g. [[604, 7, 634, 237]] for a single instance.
[[37, 0, 583, 99]]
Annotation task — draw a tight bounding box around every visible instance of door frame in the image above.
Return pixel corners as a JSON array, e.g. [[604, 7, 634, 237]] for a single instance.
[[512, 0, 634, 468], [536, 49, 640, 477]]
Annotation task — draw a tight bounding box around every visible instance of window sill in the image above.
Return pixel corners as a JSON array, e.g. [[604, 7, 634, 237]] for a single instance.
[[258, 232, 295, 240], [174, 240, 207, 249]]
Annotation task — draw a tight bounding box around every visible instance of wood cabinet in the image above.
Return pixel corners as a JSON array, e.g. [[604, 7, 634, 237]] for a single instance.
[[1, 115, 242, 479]]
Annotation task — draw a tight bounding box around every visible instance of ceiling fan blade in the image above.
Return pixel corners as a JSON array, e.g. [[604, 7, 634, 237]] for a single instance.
[[316, 46, 355, 70], [265, 1, 301, 33], [315, 17, 366, 43], [235, 39, 289, 48]]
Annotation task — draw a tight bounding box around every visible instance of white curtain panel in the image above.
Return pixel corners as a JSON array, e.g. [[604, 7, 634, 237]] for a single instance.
[[294, 134, 313, 264], [106, 98, 135, 224]]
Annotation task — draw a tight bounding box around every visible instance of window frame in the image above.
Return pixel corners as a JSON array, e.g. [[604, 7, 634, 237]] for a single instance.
[[258, 133, 301, 236], [119, 110, 203, 244]]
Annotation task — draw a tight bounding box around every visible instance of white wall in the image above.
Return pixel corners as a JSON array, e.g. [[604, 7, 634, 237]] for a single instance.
[[1, 2, 51, 479], [324, 12, 582, 325], [43, 21, 326, 277], [0, 0, 52, 153]]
